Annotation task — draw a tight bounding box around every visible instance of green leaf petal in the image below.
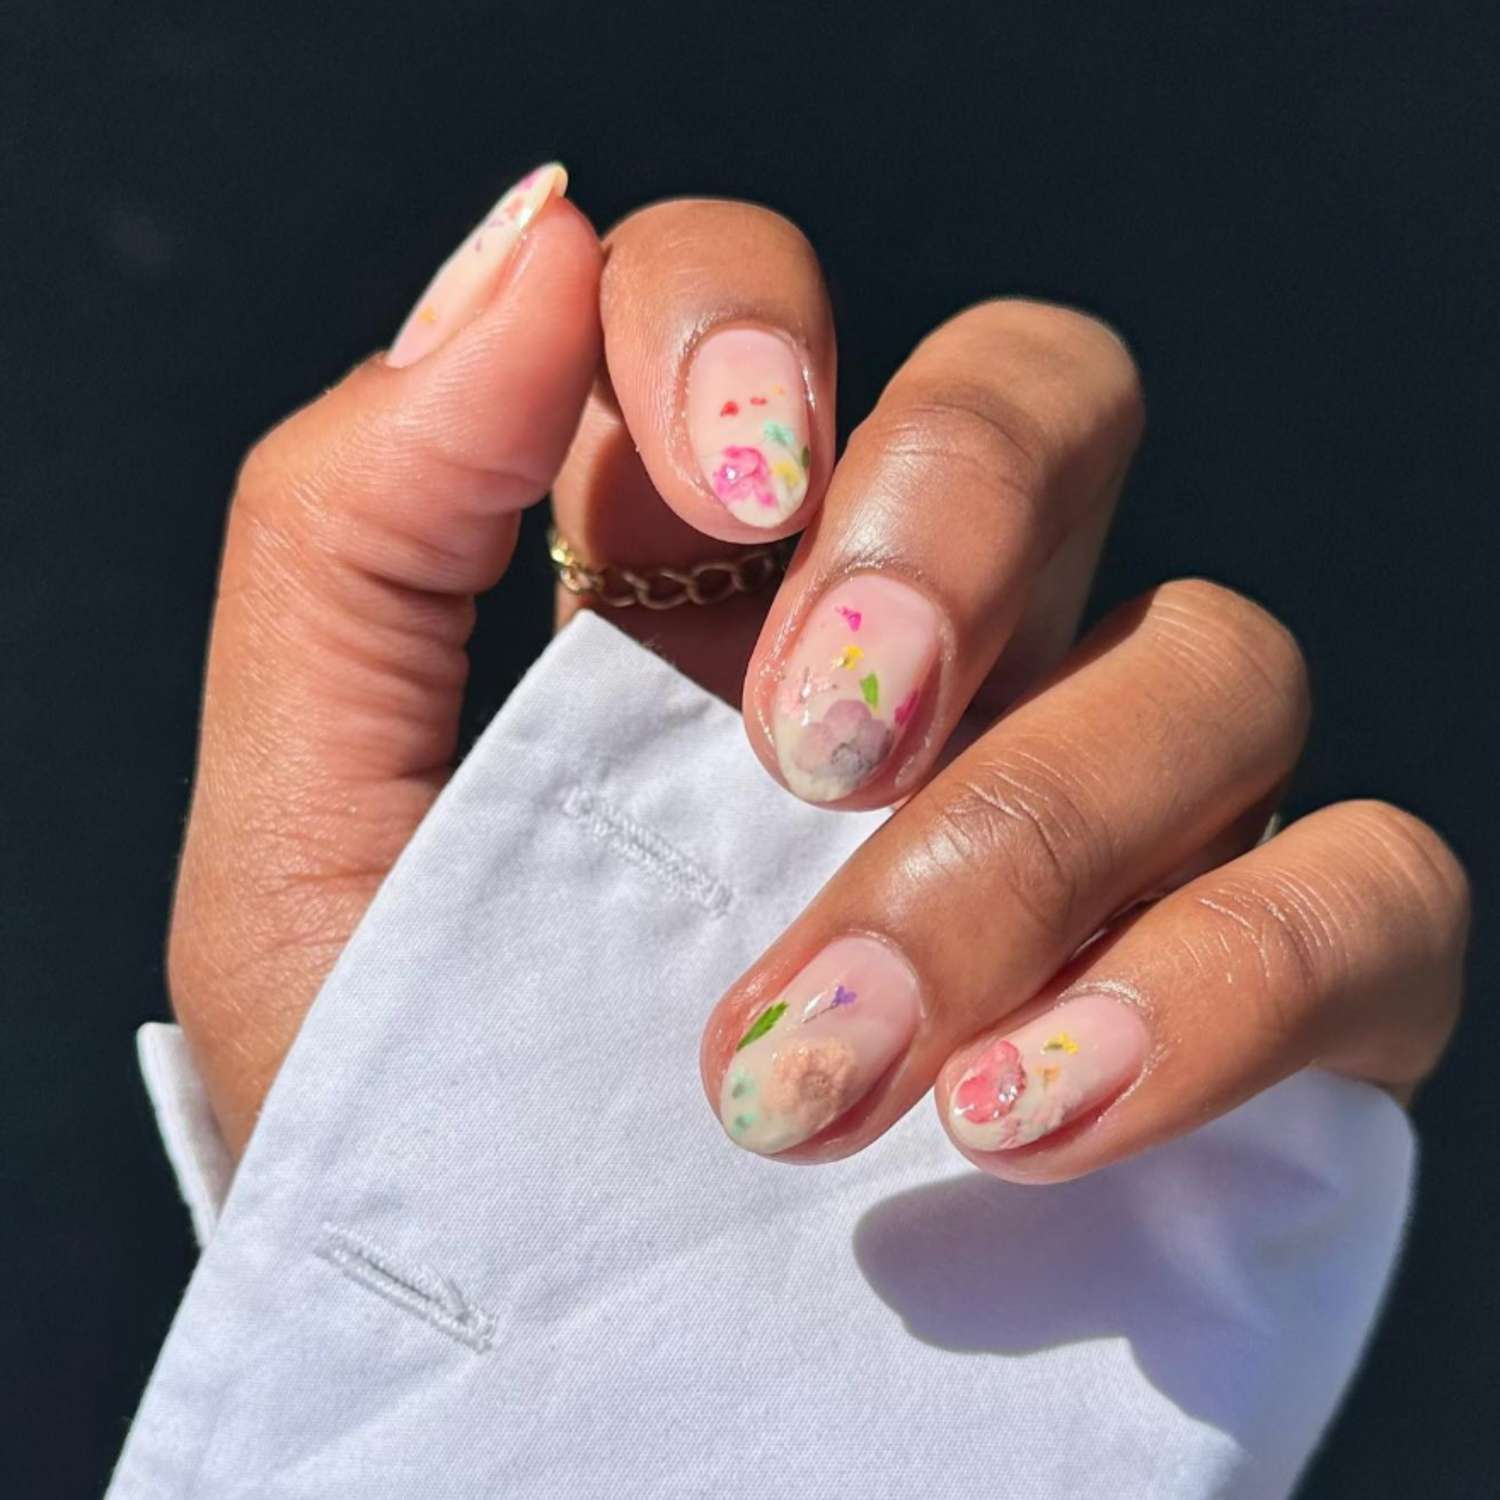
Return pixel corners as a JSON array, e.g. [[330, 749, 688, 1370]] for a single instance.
[[762, 420, 795, 449], [735, 1001, 787, 1051], [800, 445, 811, 472], [860, 672, 880, 708]]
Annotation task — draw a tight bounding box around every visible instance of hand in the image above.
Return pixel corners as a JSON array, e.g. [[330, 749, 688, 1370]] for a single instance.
[[167, 166, 1468, 1172]]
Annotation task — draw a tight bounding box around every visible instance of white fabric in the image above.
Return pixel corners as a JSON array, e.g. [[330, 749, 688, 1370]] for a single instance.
[[137, 1023, 231, 1247], [113, 612, 1415, 1499]]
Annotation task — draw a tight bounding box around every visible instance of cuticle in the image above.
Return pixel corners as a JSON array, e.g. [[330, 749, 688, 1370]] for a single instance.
[[839, 926, 929, 1021], [679, 317, 816, 406]]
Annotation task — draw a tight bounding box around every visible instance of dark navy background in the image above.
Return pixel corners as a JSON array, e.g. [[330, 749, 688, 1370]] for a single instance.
[[4, 3, 1496, 1494]]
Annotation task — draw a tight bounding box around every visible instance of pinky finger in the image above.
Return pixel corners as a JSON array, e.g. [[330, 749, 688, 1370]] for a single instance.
[[937, 800, 1470, 1182]]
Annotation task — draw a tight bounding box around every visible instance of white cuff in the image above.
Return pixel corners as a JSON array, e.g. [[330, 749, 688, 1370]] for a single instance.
[[115, 612, 1415, 1500], [137, 1022, 231, 1247]]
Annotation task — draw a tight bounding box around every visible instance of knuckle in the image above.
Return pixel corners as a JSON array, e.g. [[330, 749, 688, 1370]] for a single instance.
[[1187, 802, 1472, 1072], [231, 384, 500, 594], [235, 414, 298, 516], [233, 406, 343, 550], [1148, 579, 1311, 732], [922, 741, 1107, 946], [1328, 800, 1473, 954], [1186, 870, 1345, 1050], [942, 298, 1145, 435], [867, 381, 1052, 513], [869, 298, 1146, 524], [236, 354, 389, 518]]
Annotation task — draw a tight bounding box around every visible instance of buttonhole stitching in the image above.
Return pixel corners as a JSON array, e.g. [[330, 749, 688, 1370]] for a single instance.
[[314, 1223, 495, 1354], [559, 785, 733, 916]]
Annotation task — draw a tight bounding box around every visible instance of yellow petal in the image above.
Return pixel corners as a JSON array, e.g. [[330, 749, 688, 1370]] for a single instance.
[[1042, 1032, 1079, 1054], [834, 645, 865, 670]]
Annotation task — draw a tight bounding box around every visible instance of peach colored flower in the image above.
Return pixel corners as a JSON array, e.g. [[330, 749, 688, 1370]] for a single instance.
[[763, 1039, 858, 1123]]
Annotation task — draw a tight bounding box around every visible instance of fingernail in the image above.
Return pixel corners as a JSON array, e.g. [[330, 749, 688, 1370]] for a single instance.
[[946, 993, 1151, 1152], [719, 935, 922, 1156], [686, 328, 811, 527], [387, 162, 567, 369], [771, 575, 940, 802]]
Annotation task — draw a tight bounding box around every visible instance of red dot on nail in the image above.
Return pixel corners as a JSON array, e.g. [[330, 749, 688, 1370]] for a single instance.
[[720, 400, 739, 416], [750, 395, 767, 405]]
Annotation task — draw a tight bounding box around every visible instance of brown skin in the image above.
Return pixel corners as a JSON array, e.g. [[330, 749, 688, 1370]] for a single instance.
[[168, 193, 1468, 1164]]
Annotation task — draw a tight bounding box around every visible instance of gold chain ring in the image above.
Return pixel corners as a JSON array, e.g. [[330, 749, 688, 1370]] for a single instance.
[[547, 527, 790, 610]]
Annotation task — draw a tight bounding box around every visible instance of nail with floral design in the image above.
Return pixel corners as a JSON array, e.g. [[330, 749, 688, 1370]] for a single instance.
[[771, 575, 940, 802], [945, 993, 1151, 1152], [387, 162, 567, 369], [719, 936, 922, 1156], [686, 328, 812, 527]]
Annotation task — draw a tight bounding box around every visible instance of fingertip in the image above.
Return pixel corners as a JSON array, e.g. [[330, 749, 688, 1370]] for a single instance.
[[392, 193, 604, 491], [928, 982, 1156, 1186], [387, 162, 581, 370], [743, 568, 945, 812], [241, 173, 607, 601], [595, 198, 837, 545]]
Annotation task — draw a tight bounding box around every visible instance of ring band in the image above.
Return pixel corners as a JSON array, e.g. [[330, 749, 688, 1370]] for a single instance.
[[548, 526, 791, 610]]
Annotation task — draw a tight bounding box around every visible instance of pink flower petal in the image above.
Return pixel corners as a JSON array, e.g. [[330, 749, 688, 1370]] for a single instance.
[[953, 1040, 1027, 1124], [711, 445, 776, 510]]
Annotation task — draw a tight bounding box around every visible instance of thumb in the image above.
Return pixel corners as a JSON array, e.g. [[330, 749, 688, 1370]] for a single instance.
[[170, 168, 601, 1151]]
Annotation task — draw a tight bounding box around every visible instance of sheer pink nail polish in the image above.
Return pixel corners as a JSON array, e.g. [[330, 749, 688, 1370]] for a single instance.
[[946, 993, 1151, 1152], [771, 575, 940, 802], [685, 328, 811, 527], [719, 936, 922, 1156], [387, 162, 566, 369]]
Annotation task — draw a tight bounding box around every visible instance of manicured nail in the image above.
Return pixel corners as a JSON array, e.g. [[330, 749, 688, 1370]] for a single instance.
[[771, 575, 940, 803], [686, 328, 811, 527], [946, 993, 1151, 1152], [387, 162, 567, 369], [719, 935, 922, 1156]]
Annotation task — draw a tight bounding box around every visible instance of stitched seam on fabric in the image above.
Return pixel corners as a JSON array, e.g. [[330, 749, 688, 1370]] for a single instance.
[[314, 1223, 495, 1353], [560, 785, 733, 916]]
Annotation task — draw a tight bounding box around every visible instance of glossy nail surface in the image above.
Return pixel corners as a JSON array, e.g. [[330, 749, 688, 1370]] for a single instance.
[[387, 162, 567, 369], [720, 936, 921, 1155], [771, 575, 940, 802], [946, 993, 1151, 1152], [686, 328, 811, 527]]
